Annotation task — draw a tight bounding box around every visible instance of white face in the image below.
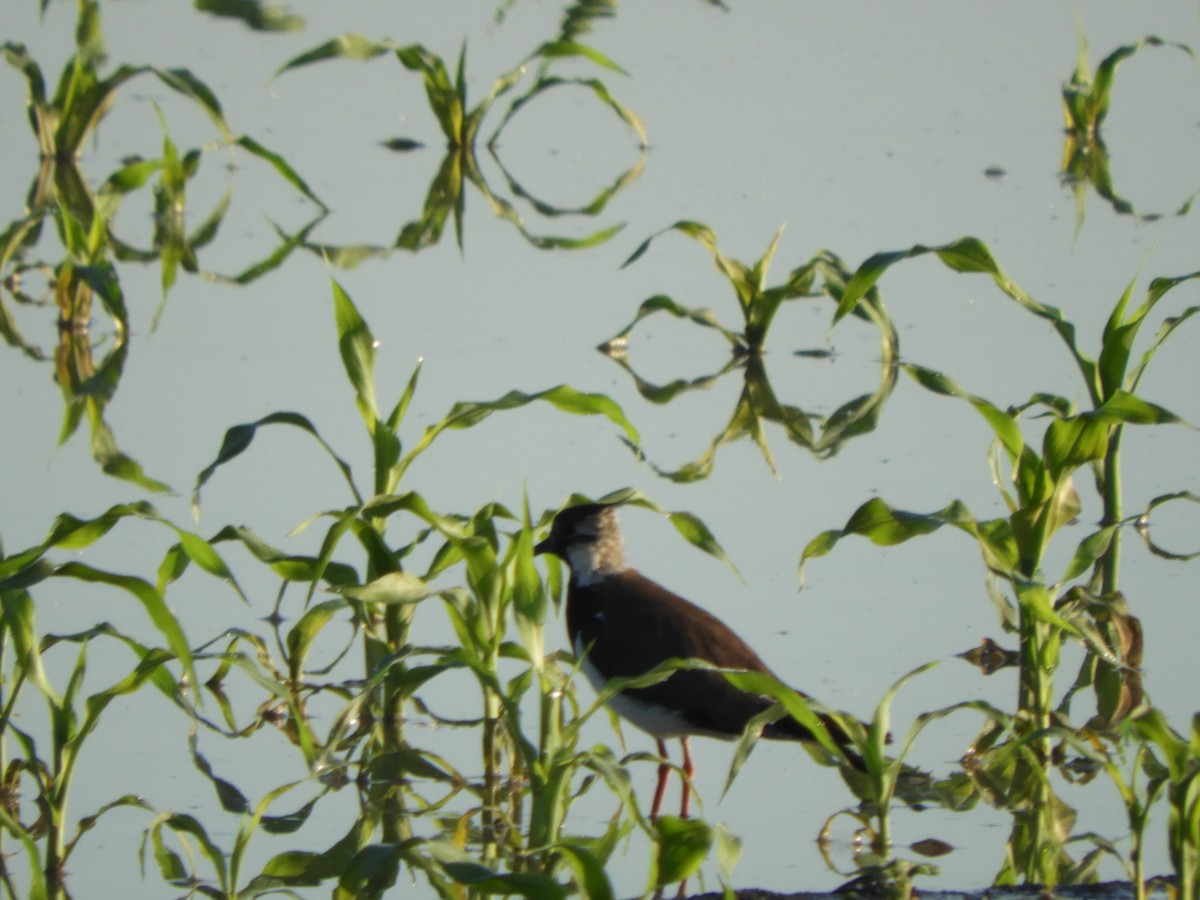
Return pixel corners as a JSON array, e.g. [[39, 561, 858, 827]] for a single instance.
[[566, 539, 608, 585], [561, 509, 625, 584]]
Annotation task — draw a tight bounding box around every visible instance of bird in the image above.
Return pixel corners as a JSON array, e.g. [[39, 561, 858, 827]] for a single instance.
[[534, 500, 860, 820]]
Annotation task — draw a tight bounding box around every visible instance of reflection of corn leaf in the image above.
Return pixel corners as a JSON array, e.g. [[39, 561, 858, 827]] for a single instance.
[[1136, 491, 1200, 561], [194, 0, 305, 32], [395, 44, 464, 145], [493, 75, 647, 149], [274, 33, 392, 76], [600, 351, 735, 404], [86, 405, 173, 492], [469, 157, 625, 250], [601, 294, 743, 351], [1062, 30, 1197, 227], [533, 40, 628, 75], [492, 142, 645, 218]]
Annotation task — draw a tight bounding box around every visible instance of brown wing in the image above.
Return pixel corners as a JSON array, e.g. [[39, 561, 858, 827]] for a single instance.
[[569, 571, 795, 737]]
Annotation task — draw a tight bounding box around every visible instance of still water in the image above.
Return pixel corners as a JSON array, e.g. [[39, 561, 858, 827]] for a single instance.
[[1, 1, 1199, 896]]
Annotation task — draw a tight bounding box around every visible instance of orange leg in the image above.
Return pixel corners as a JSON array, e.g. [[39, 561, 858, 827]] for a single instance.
[[680, 737, 695, 819], [650, 738, 671, 820]]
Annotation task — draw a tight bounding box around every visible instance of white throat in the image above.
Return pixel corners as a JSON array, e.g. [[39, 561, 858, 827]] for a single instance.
[[565, 541, 627, 586]]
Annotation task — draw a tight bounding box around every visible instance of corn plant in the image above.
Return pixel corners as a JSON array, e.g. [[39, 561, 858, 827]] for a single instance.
[[603, 231, 898, 478], [194, 0, 305, 32], [1045, 722, 1169, 900], [1060, 29, 1196, 226], [610, 223, 898, 358], [45, 198, 175, 493], [803, 236, 1199, 887], [182, 279, 650, 895], [1133, 709, 1200, 899], [0, 501, 256, 898], [611, 350, 898, 482], [276, 35, 637, 253], [2, 2, 231, 167], [4, 1, 325, 304], [719, 661, 987, 898]]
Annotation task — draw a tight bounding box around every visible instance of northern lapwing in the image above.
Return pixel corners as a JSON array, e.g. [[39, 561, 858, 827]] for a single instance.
[[534, 501, 858, 819]]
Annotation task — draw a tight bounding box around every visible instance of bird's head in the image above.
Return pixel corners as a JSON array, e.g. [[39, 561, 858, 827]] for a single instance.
[[535, 502, 627, 583]]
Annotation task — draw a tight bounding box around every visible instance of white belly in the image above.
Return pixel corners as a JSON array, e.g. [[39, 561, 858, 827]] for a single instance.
[[576, 638, 713, 740]]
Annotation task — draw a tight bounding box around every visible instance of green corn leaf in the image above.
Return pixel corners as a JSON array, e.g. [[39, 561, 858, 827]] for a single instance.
[[234, 135, 327, 210], [2, 43, 48, 109], [286, 599, 346, 682], [666, 510, 742, 582], [1096, 272, 1141, 398], [1092, 389, 1183, 425], [51, 562, 195, 689], [0, 589, 51, 696], [99, 157, 162, 196], [192, 411, 360, 518], [721, 670, 840, 760], [153, 67, 231, 138], [360, 490, 467, 540], [1129, 302, 1200, 394], [0, 502, 152, 581], [260, 819, 367, 882], [75, 649, 175, 754], [66, 795, 153, 864], [259, 796, 319, 835], [147, 812, 229, 887], [301, 507, 360, 605], [868, 662, 940, 780], [0, 801, 48, 900], [336, 843, 407, 897], [1132, 709, 1188, 778], [208, 524, 359, 585], [552, 841, 614, 900], [1076, 36, 1194, 132], [714, 823, 743, 891], [513, 496, 547, 668], [837, 240, 1096, 393], [843, 497, 961, 546], [652, 816, 713, 888], [1060, 525, 1118, 583], [274, 33, 393, 78], [389, 358, 423, 431], [153, 520, 248, 603], [335, 571, 436, 605], [53, 63, 139, 154], [555, 76, 645, 147], [533, 40, 628, 74], [800, 497, 1004, 586], [1043, 416, 1111, 478], [584, 488, 741, 579], [904, 364, 1025, 459], [398, 385, 639, 481], [442, 865, 565, 898], [331, 277, 380, 426]]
